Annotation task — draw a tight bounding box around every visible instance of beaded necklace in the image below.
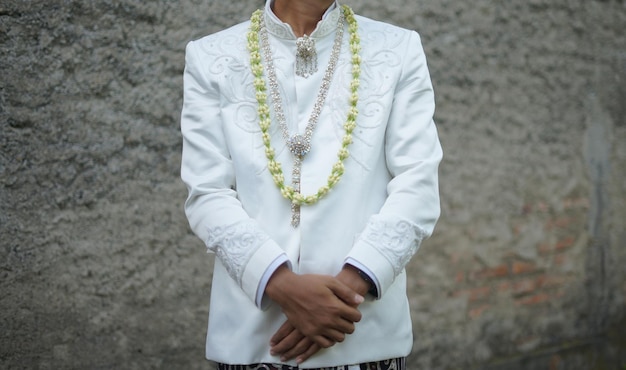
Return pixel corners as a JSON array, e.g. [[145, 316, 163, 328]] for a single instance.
[[247, 5, 361, 227]]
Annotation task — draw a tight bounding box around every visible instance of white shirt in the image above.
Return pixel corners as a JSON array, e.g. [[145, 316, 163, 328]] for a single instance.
[[180, 1, 442, 367]]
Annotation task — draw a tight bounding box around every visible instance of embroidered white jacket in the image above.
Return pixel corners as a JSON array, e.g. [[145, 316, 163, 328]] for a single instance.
[[181, 2, 442, 367]]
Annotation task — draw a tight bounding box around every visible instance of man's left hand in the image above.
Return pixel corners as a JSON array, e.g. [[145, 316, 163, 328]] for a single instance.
[[269, 265, 371, 363]]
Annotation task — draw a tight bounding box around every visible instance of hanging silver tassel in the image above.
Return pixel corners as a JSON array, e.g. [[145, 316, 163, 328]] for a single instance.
[[295, 35, 318, 78]]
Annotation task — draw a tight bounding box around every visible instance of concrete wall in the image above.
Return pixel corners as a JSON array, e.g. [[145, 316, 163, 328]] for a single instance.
[[1, 0, 624, 369]]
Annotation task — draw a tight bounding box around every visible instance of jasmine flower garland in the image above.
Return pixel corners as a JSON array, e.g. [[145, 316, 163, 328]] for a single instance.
[[247, 5, 361, 207]]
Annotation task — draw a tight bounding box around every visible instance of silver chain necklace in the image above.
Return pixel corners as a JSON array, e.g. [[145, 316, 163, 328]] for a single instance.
[[259, 11, 346, 227]]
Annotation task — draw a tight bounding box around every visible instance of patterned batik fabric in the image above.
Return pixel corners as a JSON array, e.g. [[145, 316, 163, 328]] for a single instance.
[[216, 357, 405, 370]]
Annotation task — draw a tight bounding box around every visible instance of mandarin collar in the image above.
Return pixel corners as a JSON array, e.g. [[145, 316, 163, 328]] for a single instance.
[[263, 0, 341, 40]]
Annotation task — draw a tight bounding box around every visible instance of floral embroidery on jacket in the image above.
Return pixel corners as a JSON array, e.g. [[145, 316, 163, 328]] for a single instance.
[[356, 215, 427, 276], [206, 220, 270, 286]]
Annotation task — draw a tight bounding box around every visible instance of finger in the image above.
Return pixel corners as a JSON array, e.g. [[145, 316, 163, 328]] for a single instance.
[[329, 278, 364, 306], [327, 280, 363, 323], [280, 336, 313, 361], [321, 328, 346, 344], [338, 304, 362, 324], [319, 314, 355, 336], [312, 335, 335, 349], [271, 328, 303, 356], [331, 317, 356, 335], [296, 343, 321, 365], [270, 321, 294, 346]]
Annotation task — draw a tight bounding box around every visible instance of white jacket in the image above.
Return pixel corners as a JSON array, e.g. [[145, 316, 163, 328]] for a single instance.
[[181, 2, 442, 367]]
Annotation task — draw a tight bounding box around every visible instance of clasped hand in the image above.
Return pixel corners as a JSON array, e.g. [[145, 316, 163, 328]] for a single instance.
[[265, 266, 369, 364]]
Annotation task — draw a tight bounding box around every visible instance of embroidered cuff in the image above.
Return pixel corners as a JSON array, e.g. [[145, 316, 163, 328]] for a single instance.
[[206, 219, 270, 286], [347, 215, 426, 297], [207, 219, 286, 304]]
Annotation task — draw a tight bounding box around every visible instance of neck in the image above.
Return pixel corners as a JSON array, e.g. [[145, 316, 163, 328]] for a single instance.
[[272, 0, 335, 37]]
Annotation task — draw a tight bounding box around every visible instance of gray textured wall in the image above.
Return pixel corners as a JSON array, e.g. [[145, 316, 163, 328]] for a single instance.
[[1, 0, 625, 369]]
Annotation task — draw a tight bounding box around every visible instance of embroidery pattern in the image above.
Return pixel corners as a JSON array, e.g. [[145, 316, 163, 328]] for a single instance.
[[357, 217, 427, 275], [206, 220, 270, 286]]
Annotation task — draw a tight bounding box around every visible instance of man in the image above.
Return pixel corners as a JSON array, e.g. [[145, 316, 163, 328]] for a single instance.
[[180, 0, 442, 368]]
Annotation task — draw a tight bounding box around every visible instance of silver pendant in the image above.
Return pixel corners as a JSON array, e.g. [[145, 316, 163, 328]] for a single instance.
[[291, 156, 302, 227], [295, 35, 317, 78], [287, 134, 311, 157]]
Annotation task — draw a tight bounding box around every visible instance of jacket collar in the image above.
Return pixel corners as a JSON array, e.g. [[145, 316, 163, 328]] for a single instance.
[[263, 0, 341, 40]]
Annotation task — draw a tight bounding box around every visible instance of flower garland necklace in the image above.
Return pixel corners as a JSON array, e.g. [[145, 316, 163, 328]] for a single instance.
[[247, 5, 361, 227]]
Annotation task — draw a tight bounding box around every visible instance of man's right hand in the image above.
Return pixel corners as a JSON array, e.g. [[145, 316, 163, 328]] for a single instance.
[[265, 265, 364, 348]]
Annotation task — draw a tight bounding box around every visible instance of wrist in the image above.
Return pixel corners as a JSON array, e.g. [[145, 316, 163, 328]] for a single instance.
[[337, 265, 370, 298], [344, 264, 378, 297], [265, 265, 293, 303]]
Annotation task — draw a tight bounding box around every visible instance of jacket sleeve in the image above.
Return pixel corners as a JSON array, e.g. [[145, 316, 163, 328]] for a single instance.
[[180, 40, 287, 308], [345, 31, 442, 298]]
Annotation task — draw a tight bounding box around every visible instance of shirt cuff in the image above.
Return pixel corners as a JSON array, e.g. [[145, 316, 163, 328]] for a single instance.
[[345, 258, 381, 299], [255, 254, 291, 310]]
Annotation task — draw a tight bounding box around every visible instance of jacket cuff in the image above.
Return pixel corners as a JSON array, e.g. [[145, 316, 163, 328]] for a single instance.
[[241, 239, 288, 305], [345, 258, 380, 299], [346, 240, 395, 299], [255, 254, 291, 310], [346, 215, 427, 298]]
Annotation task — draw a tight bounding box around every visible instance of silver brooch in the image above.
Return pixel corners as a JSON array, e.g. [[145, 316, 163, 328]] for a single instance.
[[295, 35, 318, 78]]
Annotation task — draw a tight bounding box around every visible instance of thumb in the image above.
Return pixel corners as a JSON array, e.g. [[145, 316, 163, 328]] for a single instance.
[[329, 278, 364, 305]]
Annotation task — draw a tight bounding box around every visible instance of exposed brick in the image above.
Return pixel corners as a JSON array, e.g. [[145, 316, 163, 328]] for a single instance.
[[512, 261, 535, 274], [536, 202, 549, 212], [450, 251, 469, 265], [472, 264, 508, 280], [515, 292, 551, 306], [544, 217, 573, 230], [513, 279, 536, 295], [522, 201, 551, 214], [507, 276, 570, 299], [555, 236, 575, 250], [497, 281, 511, 292], [538, 242, 552, 254], [468, 304, 490, 319], [516, 336, 541, 352], [455, 271, 465, 283], [549, 354, 562, 370], [562, 197, 590, 210], [554, 254, 567, 265], [453, 286, 491, 302], [536, 275, 569, 288], [415, 279, 428, 287]]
